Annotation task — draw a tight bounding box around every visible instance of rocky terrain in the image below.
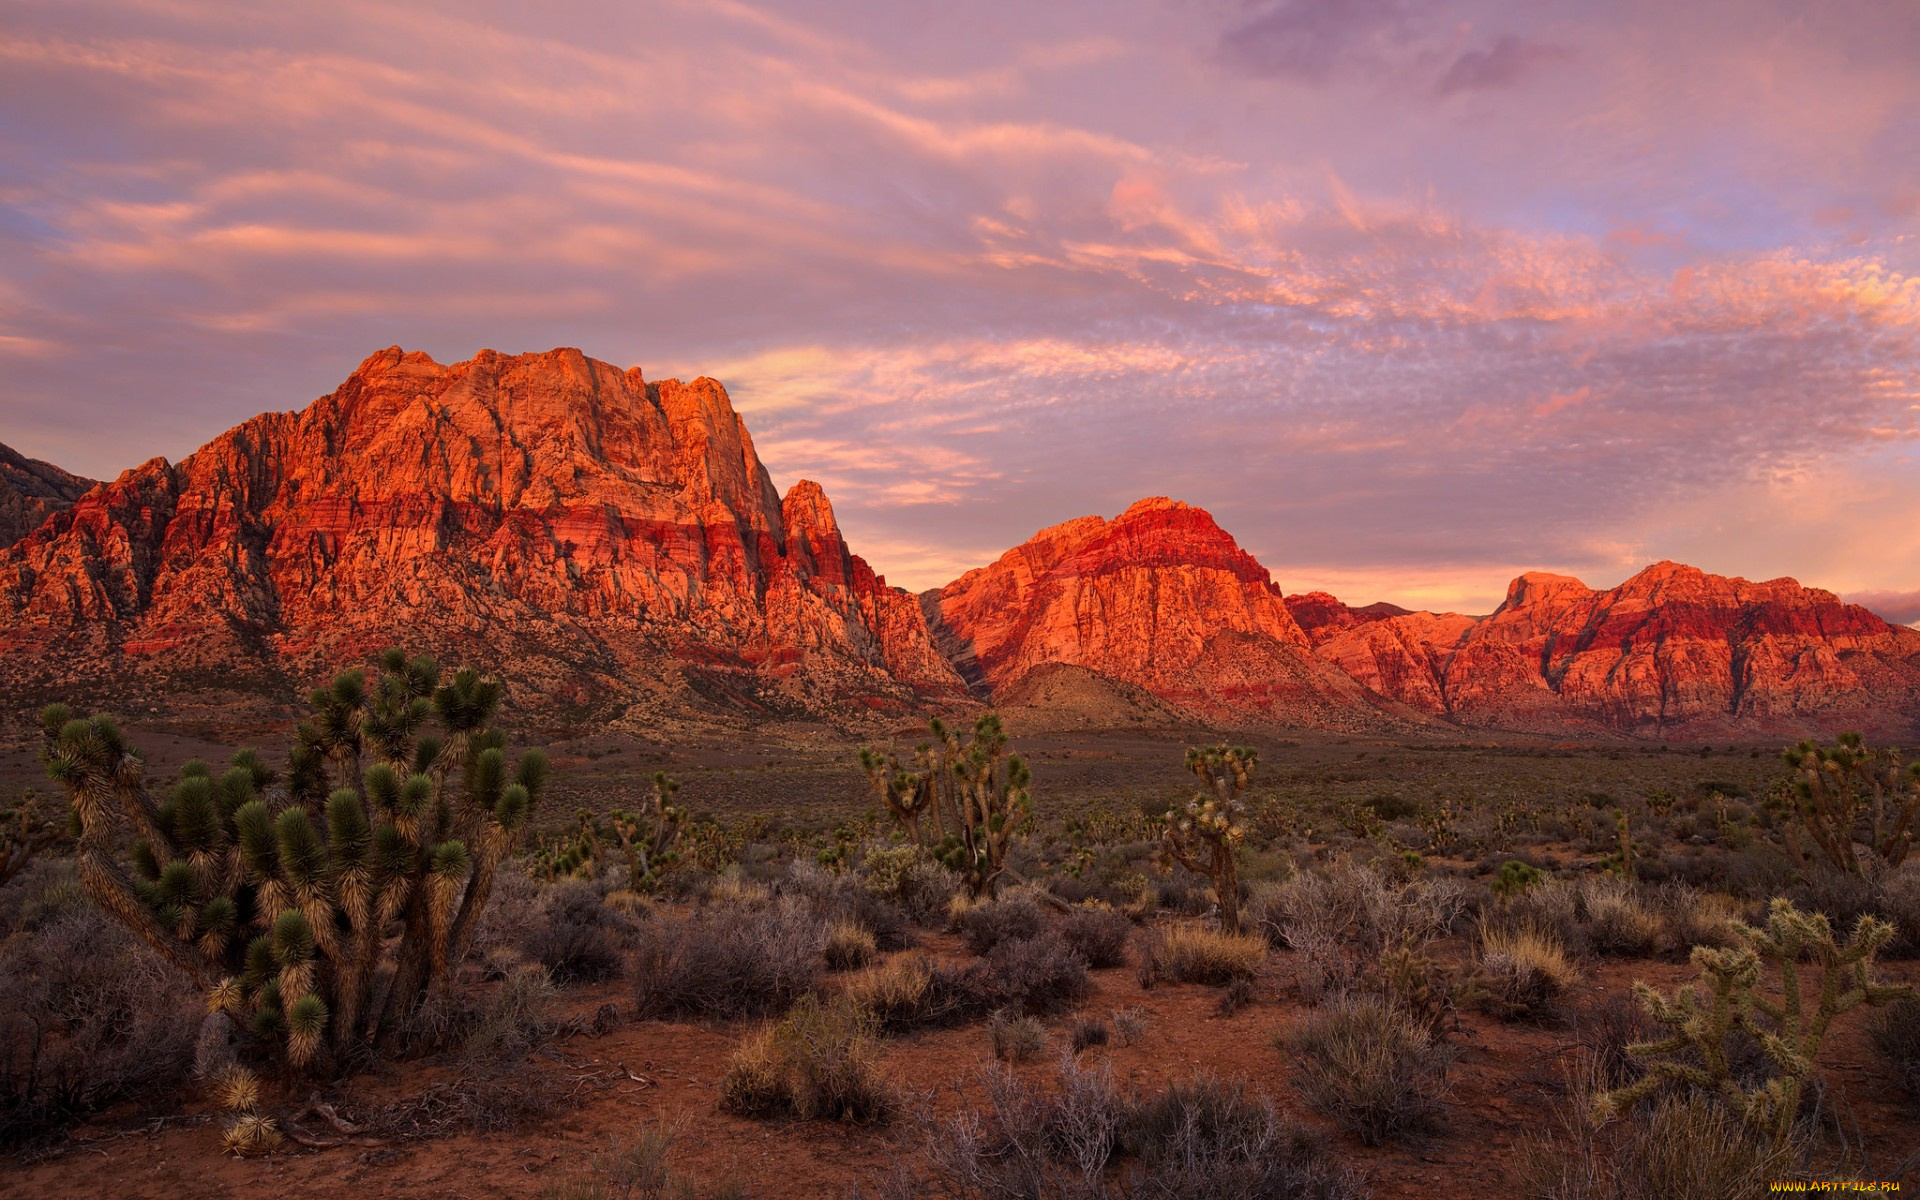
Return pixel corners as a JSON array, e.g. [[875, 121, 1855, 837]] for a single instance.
[[1299, 565, 1920, 738], [3, 345, 1917, 740], [0, 442, 93, 548]]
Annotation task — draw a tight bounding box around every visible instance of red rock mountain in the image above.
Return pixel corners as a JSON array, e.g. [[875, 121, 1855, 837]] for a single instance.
[[0, 442, 94, 549], [3, 346, 1915, 739], [0, 347, 965, 718], [924, 498, 1428, 731], [1305, 565, 1920, 738]]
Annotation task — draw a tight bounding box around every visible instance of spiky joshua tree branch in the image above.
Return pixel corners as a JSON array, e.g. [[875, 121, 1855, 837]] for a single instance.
[[41, 646, 549, 1077]]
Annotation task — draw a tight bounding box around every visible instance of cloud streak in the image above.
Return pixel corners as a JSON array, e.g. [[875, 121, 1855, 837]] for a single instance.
[[0, 0, 1917, 610]]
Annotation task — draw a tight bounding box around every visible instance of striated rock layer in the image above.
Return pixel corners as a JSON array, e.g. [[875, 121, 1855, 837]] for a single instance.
[[1308, 564, 1920, 738], [0, 347, 966, 719], [0, 443, 94, 549], [924, 498, 1431, 732]]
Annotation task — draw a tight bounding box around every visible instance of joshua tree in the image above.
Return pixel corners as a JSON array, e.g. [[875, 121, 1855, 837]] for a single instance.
[[859, 747, 933, 845], [41, 647, 547, 1075], [1780, 733, 1920, 874], [608, 771, 685, 892], [1594, 898, 1912, 1145], [931, 714, 1031, 897], [1154, 744, 1256, 934]]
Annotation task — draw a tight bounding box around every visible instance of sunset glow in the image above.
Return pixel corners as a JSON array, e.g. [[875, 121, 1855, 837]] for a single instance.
[[2, 1, 1917, 614]]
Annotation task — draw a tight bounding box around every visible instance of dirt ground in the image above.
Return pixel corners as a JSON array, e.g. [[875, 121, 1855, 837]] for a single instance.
[[6, 923, 1916, 1200]]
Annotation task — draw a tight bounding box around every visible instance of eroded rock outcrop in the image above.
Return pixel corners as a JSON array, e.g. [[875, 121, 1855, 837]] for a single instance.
[[1313, 562, 1920, 736], [0, 347, 966, 717], [925, 498, 1420, 729]]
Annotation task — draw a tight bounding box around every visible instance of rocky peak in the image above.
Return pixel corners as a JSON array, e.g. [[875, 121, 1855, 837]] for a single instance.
[[0, 347, 966, 715]]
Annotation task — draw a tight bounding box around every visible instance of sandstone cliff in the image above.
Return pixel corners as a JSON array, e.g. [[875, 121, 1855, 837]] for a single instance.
[[0, 347, 966, 719], [0, 443, 94, 549], [924, 498, 1426, 730], [1312, 563, 1920, 737]]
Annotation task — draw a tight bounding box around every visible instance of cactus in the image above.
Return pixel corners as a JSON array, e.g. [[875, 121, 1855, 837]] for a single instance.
[[1594, 897, 1914, 1144], [1153, 744, 1255, 935], [1781, 733, 1920, 873], [41, 647, 548, 1075], [930, 714, 1031, 897]]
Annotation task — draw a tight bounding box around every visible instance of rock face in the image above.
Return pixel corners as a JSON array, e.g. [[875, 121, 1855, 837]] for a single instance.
[[924, 498, 1422, 730], [1312, 563, 1920, 737], [0, 443, 94, 548], [0, 347, 966, 717], [3, 344, 1915, 739]]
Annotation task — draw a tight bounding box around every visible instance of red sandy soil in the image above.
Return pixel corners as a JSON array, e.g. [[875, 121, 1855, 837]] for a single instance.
[[6, 931, 1918, 1200]]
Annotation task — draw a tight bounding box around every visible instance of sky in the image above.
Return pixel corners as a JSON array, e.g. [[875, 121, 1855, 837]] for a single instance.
[[1, 0, 1918, 619]]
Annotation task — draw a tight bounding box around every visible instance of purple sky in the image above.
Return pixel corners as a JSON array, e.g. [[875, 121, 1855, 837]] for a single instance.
[[2, 1, 1918, 619]]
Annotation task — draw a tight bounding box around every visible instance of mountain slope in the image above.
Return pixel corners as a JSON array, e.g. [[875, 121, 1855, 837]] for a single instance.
[[0, 443, 94, 548]]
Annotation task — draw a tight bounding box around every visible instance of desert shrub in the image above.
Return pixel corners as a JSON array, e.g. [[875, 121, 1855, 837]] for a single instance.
[[540, 1124, 706, 1200], [472, 863, 544, 959], [1122, 1075, 1364, 1200], [523, 879, 640, 984], [1648, 883, 1744, 956], [844, 954, 1002, 1036], [1577, 877, 1663, 958], [825, 919, 879, 971], [1485, 877, 1586, 956], [631, 898, 823, 1020], [1057, 905, 1132, 969], [1069, 1016, 1109, 1053], [988, 930, 1091, 1016], [704, 866, 775, 910], [1514, 1089, 1800, 1200], [1286, 995, 1452, 1146], [990, 1013, 1049, 1064], [721, 996, 894, 1123], [460, 963, 559, 1068], [1869, 996, 1920, 1095], [1367, 793, 1420, 821], [861, 846, 960, 926], [1110, 1006, 1149, 1048], [0, 856, 86, 941], [1876, 862, 1920, 955], [1147, 926, 1265, 987], [1475, 921, 1577, 1021], [1572, 990, 1662, 1092], [1784, 867, 1879, 936], [913, 1062, 1366, 1200], [784, 860, 913, 951], [1250, 864, 1468, 1002], [958, 891, 1048, 955], [0, 906, 200, 1146]]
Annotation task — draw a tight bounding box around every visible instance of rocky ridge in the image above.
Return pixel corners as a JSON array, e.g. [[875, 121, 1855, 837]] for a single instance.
[[3, 346, 1916, 739], [0, 347, 965, 722], [0, 442, 94, 549]]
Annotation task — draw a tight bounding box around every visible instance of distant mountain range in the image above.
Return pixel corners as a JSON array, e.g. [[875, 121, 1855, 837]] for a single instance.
[[4, 346, 1916, 740]]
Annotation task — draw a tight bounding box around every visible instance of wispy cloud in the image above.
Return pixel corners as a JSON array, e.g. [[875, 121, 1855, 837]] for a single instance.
[[0, 0, 1917, 609]]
